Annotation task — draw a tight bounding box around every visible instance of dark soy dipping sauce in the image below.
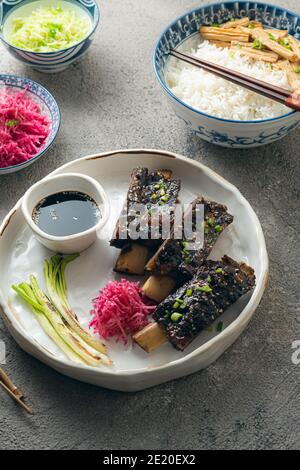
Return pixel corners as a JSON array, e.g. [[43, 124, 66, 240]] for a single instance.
[[32, 191, 101, 237]]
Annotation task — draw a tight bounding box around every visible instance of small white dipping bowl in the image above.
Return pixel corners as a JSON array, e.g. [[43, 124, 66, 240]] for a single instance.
[[21, 173, 109, 254]]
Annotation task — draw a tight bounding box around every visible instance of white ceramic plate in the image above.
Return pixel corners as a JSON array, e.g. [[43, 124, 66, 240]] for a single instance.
[[0, 149, 268, 391]]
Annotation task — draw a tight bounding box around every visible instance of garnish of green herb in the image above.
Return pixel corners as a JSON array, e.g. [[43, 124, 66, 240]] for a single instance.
[[6, 119, 19, 127], [207, 217, 215, 226], [207, 276, 212, 283], [211, 22, 220, 28], [294, 66, 300, 73], [215, 268, 223, 274], [151, 193, 158, 200], [180, 303, 187, 309], [154, 184, 160, 190], [215, 225, 223, 233], [173, 301, 180, 309], [160, 188, 166, 196], [252, 38, 264, 50], [171, 312, 184, 322], [279, 38, 292, 50], [197, 284, 213, 293], [268, 32, 276, 41], [161, 195, 170, 202], [248, 23, 255, 30], [186, 289, 193, 297]]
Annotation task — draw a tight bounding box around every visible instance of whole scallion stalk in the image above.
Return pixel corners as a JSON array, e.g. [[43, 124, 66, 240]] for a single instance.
[[12, 276, 108, 367], [13, 283, 83, 364], [44, 254, 107, 356]]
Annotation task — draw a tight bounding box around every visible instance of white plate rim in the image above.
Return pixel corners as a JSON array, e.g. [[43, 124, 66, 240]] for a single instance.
[[0, 148, 269, 379]]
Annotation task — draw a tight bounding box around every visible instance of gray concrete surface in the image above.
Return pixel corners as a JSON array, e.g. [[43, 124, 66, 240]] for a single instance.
[[0, 0, 299, 450]]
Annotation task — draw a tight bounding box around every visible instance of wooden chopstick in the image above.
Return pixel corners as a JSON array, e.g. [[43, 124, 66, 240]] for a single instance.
[[169, 49, 300, 111], [0, 367, 23, 399], [0, 367, 33, 414], [0, 379, 33, 414]]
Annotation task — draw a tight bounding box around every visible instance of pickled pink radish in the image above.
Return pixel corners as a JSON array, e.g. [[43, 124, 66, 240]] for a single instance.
[[0, 88, 51, 168], [90, 279, 156, 344]]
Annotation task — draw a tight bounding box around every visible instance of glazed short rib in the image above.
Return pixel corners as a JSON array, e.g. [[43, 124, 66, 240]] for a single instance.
[[143, 197, 234, 302], [134, 256, 255, 352], [110, 168, 181, 275]]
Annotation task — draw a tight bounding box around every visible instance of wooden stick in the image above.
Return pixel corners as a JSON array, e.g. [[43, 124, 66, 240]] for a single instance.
[[133, 323, 167, 353], [0, 367, 23, 399], [169, 49, 300, 111], [0, 380, 33, 414]]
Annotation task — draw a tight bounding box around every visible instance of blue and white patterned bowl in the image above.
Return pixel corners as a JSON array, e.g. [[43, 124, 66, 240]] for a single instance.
[[0, 0, 100, 73], [0, 74, 60, 174], [153, 1, 300, 148]]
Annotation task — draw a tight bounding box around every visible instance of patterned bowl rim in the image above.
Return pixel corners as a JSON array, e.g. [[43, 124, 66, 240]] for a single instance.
[[0, 0, 100, 55], [153, 0, 298, 124], [0, 74, 61, 173]]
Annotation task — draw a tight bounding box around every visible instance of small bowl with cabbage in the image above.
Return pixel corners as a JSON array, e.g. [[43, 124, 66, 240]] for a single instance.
[[0, 0, 100, 73]]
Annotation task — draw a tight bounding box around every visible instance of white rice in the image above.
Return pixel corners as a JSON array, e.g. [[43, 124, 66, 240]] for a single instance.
[[166, 40, 291, 121]]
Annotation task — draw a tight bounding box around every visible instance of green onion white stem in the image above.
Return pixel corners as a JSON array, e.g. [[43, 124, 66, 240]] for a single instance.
[[44, 254, 107, 355], [12, 276, 110, 367]]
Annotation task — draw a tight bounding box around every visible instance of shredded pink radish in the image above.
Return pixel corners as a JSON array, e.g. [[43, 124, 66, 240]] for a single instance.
[[0, 88, 51, 168], [90, 279, 156, 344]]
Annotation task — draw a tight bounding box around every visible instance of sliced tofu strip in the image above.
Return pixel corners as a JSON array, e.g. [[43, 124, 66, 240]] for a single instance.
[[289, 35, 300, 61], [200, 26, 250, 43], [231, 45, 279, 62], [231, 40, 255, 48], [272, 59, 290, 71], [269, 59, 300, 91], [209, 40, 231, 49], [220, 17, 250, 29], [267, 28, 288, 41], [251, 28, 296, 61], [275, 59, 300, 91], [238, 22, 263, 33]]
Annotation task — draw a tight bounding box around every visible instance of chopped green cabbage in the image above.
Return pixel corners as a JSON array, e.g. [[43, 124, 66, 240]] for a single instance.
[[9, 5, 91, 52]]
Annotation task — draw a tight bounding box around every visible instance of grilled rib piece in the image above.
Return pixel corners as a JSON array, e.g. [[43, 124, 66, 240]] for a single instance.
[[153, 256, 255, 350], [111, 168, 181, 249], [146, 197, 234, 279], [134, 256, 256, 352], [111, 168, 181, 275]]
